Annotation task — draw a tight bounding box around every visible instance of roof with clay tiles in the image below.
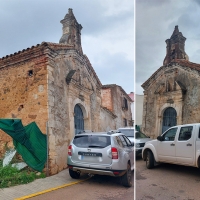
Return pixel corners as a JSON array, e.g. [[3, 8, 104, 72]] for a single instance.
[[0, 42, 75, 61], [0, 41, 102, 87]]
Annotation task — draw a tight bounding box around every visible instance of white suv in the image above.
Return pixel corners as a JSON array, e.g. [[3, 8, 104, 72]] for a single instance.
[[142, 123, 200, 169], [67, 131, 134, 187]]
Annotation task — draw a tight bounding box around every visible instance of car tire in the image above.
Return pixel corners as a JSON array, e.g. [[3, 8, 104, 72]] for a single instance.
[[121, 163, 132, 187], [198, 157, 200, 168], [69, 168, 80, 179], [146, 150, 154, 169]]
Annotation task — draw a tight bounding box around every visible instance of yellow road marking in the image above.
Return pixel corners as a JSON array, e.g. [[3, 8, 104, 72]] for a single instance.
[[14, 177, 91, 200]]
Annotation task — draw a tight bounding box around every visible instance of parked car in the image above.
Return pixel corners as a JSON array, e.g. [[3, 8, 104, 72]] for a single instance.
[[67, 131, 134, 187], [117, 127, 134, 145], [135, 131, 152, 157], [117, 127, 151, 157], [142, 123, 200, 169]]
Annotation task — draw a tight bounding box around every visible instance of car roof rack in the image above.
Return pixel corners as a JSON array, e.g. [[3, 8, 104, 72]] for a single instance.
[[77, 130, 93, 134], [107, 130, 119, 135], [77, 131, 86, 134]]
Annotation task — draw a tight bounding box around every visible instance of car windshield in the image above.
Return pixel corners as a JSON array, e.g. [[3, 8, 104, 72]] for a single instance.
[[73, 135, 111, 148], [118, 129, 134, 137], [136, 131, 149, 139]]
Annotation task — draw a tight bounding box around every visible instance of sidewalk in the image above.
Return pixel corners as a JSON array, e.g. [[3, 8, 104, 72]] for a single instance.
[[0, 168, 89, 200]]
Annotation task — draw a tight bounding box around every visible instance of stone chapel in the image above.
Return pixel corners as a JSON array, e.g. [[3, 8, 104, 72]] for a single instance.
[[141, 25, 200, 138], [0, 9, 132, 174]]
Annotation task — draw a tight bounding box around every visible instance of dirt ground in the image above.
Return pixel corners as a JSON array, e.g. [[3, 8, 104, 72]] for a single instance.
[[136, 157, 200, 200]]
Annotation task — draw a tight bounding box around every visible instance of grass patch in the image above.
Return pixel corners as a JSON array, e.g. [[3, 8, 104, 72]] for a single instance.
[[0, 159, 46, 188]]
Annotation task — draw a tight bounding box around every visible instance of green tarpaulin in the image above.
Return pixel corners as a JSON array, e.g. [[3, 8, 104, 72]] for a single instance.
[[0, 119, 47, 172], [135, 125, 140, 131]]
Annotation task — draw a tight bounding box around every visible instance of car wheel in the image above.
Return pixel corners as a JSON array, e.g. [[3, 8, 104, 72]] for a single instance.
[[198, 157, 200, 168], [69, 168, 80, 179], [121, 163, 132, 187], [146, 150, 154, 169]]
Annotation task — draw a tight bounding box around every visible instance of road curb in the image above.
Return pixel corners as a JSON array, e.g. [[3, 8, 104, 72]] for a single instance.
[[14, 177, 91, 200]]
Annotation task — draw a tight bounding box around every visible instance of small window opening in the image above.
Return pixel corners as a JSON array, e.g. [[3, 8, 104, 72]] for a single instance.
[[18, 104, 24, 111], [28, 70, 33, 77], [122, 97, 128, 110]]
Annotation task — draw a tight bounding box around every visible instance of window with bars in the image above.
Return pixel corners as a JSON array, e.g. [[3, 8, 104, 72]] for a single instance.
[[122, 97, 128, 110]]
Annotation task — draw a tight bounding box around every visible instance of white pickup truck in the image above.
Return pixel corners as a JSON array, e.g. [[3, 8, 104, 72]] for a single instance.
[[142, 123, 200, 169]]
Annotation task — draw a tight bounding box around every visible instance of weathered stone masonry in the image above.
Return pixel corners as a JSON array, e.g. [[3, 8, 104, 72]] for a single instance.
[[0, 44, 48, 156], [101, 84, 133, 130], [46, 42, 103, 173], [141, 26, 200, 138]]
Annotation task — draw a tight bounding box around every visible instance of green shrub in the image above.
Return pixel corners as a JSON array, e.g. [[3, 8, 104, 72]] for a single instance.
[[0, 159, 3, 166], [0, 163, 46, 188]]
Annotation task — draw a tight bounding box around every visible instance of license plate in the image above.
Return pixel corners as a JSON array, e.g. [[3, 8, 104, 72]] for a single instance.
[[78, 152, 102, 157]]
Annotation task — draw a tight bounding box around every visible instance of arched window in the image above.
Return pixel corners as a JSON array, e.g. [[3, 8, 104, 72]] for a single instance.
[[162, 107, 177, 133], [74, 104, 84, 135]]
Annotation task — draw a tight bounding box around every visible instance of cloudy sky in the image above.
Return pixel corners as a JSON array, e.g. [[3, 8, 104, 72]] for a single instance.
[[136, 0, 200, 94], [0, 0, 134, 94]]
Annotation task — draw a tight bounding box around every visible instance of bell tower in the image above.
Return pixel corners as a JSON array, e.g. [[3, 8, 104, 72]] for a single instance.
[[59, 8, 83, 54], [163, 25, 189, 65]]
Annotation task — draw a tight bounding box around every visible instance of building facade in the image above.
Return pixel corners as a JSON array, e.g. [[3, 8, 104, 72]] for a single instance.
[[0, 9, 132, 174], [135, 94, 143, 127], [141, 26, 200, 138], [128, 92, 134, 125], [101, 84, 133, 131]]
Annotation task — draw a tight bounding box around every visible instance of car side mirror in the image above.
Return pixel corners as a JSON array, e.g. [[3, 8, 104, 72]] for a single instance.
[[157, 136, 163, 141]]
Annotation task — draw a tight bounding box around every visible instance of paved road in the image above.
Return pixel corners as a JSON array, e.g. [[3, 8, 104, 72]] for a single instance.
[[29, 171, 134, 200], [136, 157, 200, 200]]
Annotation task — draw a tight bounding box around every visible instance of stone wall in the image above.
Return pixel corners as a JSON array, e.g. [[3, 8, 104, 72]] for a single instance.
[[0, 53, 48, 157], [112, 86, 133, 128], [101, 85, 133, 129], [101, 88, 113, 111], [100, 107, 116, 131], [46, 49, 102, 174]]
